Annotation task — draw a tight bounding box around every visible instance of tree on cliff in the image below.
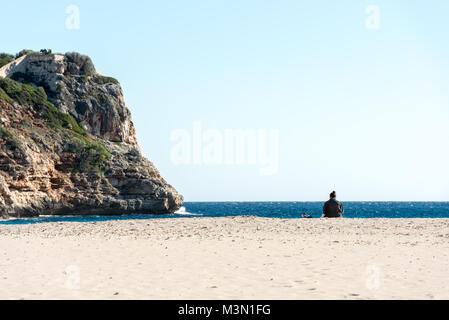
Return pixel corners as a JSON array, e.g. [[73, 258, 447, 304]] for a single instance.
[[65, 52, 96, 76]]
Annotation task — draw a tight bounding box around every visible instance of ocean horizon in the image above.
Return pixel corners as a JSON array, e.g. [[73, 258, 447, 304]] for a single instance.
[[1, 201, 449, 225]]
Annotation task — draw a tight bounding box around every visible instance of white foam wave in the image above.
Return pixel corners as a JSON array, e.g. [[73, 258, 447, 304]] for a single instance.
[[174, 206, 202, 216], [175, 206, 186, 213], [1, 217, 18, 221]]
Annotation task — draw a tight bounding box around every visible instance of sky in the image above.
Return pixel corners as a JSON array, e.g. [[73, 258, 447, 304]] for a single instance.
[[1, 0, 449, 201]]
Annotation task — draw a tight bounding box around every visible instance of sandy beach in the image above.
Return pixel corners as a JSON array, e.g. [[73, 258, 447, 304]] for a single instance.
[[1, 216, 449, 300]]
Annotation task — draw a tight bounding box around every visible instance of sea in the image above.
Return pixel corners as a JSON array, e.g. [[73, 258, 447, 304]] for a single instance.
[[1, 201, 449, 225]]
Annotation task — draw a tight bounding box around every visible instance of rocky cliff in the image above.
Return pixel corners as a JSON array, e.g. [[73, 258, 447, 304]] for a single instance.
[[0, 52, 183, 218]]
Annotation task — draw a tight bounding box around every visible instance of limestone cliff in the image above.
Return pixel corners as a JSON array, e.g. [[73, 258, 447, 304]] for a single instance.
[[0, 52, 183, 218]]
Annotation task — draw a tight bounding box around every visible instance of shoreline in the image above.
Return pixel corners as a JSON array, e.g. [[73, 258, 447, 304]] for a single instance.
[[1, 216, 448, 299], [2, 201, 449, 221], [3, 215, 449, 223]]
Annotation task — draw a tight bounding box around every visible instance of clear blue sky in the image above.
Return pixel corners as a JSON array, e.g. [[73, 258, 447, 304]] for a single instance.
[[1, 1, 448, 201]]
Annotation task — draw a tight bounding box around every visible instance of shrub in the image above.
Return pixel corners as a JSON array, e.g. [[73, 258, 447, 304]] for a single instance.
[[67, 136, 87, 153], [0, 77, 47, 107], [81, 141, 111, 171], [0, 77, 87, 136], [0, 53, 14, 68], [65, 52, 96, 76], [15, 49, 39, 59], [92, 75, 119, 85], [0, 125, 21, 151], [40, 49, 52, 55], [68, 136, 111, 173], [0, 87, 13, 103], [0, 125, 12, 139], [4, 139, 21, 151], [44, 103, 87, 136], [97, 93, 107, 104]]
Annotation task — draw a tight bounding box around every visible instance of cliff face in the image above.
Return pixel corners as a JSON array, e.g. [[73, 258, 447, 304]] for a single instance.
[[0, 53, 183, 218]]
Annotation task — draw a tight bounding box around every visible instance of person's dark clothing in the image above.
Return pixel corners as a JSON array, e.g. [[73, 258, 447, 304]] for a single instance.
[[323, 198, 344, 218]]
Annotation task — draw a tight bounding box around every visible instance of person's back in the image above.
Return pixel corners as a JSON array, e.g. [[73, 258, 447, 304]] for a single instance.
[[323, 191, 344, 218]]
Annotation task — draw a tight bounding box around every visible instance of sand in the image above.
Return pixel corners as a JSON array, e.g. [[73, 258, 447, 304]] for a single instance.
[[0, 216, 448, 300]]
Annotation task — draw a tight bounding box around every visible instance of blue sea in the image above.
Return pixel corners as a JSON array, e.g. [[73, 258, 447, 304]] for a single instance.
[[1, 201, 449, 225]]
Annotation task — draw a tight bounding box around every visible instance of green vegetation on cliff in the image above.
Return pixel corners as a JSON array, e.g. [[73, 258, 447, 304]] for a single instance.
[[0, 125, 13, 139], [65, 52, 96, 76], [0, 53, 14, 68], [0, 77, 110, 172], [0, 76, 49, 107], [68, 136, 111, 173], [44, 103, 87, 136], [0, 77, 86, 135], [92, 75, 119, 85], [15, 49, 39, 59], [0, 87, 13, 103], [0, 124, 22, 151]]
